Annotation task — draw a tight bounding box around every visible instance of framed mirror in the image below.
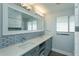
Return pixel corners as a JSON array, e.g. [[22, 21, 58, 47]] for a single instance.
[[2, 4, 44, 35]]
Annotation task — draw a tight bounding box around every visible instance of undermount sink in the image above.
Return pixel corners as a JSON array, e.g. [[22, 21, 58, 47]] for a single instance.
[[17, 41, 34, 49], [16, 38, 42, 49]]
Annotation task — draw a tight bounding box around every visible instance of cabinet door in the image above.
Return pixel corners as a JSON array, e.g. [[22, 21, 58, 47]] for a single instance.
[[48, 37, 52, 50], [45, 37, 52, 55], [23, 46, 39, 56]]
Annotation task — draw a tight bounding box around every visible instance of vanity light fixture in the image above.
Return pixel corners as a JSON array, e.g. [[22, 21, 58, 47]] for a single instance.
[[20, 3, 46, 16], [21, 3, 33, 11], [33, 5, 46, 16]]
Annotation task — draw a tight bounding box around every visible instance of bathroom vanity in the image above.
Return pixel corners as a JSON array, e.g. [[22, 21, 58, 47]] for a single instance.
[[0, 33, 53, 56], [23, 36, 52, 56]]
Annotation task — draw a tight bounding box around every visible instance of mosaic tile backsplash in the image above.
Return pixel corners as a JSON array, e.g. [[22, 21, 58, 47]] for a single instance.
[[0, 31, 44, 48]]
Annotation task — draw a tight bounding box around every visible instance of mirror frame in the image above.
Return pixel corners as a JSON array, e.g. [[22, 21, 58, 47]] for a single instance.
[[2, 3, 45, 35]]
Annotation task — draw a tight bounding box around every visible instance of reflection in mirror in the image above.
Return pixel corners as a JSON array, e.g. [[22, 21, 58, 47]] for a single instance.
[[22, 17, 37, 30], [8, 7, 22, 31], [8, 7, 38, 31]]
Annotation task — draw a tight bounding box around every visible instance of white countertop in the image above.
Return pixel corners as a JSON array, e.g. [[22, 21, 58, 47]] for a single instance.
[[0, 33, 53, 56]]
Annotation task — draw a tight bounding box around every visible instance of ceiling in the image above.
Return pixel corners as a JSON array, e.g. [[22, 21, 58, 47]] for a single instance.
[[34, 3, 74, 14]]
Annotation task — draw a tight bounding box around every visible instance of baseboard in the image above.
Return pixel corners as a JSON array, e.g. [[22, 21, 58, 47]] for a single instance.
[[52, 48, 74, 56]]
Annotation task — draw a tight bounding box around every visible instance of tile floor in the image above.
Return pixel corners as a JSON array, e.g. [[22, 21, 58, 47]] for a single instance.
[[48, 51, 66, 56]]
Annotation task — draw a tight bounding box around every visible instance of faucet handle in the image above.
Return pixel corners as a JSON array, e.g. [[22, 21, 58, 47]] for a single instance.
[[22, 37, 26, 42]]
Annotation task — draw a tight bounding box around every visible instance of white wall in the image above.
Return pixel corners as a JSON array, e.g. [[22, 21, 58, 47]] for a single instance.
[[75, 32, 79, 56], [74, 4, 79, 56], [45, 14, 56, 34], [45, 9, 74, 55]]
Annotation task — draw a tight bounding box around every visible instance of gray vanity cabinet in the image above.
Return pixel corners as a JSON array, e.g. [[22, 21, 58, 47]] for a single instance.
[[23, 46, 39, 56], [23, 37, 52, 56], [44, 37, 52, 55]]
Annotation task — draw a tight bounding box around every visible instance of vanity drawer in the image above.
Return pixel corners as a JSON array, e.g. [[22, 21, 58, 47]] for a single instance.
[[23, 46, 39, 56]]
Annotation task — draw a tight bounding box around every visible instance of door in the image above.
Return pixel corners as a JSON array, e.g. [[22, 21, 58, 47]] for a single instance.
[[55, 32, 74, 54], [54, 16, 75, 55]]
